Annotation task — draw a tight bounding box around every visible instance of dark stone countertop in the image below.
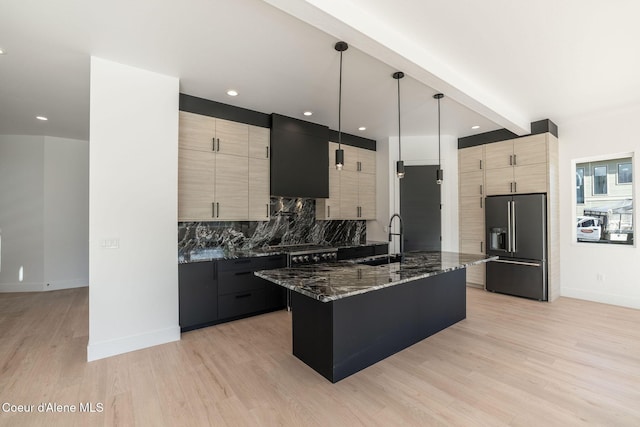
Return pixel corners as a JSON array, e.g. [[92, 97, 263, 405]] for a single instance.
[[179, 241, 388, 263], [254, 251, 497, 302]]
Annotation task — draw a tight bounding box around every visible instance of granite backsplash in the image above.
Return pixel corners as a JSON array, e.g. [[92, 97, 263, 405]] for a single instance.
[[178, 197, 366, 256]]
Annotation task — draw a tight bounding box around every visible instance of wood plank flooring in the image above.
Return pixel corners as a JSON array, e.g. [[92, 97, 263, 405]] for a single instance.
[[1, 287, 639, 426]]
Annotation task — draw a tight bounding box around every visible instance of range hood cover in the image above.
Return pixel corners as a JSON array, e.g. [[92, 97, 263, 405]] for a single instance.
[[270, 114, 329, 198]]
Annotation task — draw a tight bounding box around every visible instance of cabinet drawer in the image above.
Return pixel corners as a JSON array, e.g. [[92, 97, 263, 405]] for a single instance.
[[218, 271, 266, 295], [219, 289, 266, 319], [218, 255, 285, 273]]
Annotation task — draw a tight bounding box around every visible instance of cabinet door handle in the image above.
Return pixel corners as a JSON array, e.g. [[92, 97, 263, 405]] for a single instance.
[[265, 146, 269, 158], [480, 184, 483, 195], [212, 138, 216, 151], [513, 154, 517, 165], [233, 259, 252, 265], [481, 241, 484, 253], [235, 293, 252, 299], [266, 203, 269, 218], [479, 159, 483, 170], [509, 154, 513, 165], [327, 205, 331, 218], [216, 202, 220, 217], [216, 138, 220, 152], [514, 182, 517, 192], [234, 271, 252, 276], [480, 197, 483, 209], [510, 182, 513, 192]]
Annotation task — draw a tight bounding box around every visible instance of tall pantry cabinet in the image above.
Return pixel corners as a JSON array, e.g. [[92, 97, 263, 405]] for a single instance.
[[458, 132, 560, 301]]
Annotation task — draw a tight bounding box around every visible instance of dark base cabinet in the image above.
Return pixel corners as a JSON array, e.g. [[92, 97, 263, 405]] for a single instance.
[[178, 261, 218, 332], [179, 255, 287, 332]]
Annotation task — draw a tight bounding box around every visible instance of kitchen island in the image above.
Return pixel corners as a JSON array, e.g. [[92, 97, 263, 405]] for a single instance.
[[255, 251, 496, 382]]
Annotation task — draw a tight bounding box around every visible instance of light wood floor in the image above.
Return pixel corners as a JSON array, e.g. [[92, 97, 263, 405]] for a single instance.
[[1, 287, 639, 426]]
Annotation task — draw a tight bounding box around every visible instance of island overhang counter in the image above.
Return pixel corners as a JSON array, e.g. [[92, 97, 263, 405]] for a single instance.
[[255, 251, 496, 383]]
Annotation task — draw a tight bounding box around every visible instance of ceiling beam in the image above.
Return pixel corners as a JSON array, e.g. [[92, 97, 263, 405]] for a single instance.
[[261, 0, 531, 135]]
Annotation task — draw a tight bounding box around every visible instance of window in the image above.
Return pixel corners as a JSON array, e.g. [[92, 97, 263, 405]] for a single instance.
[[575, 156, 634, 245], [593, 165, 607, 194], [618, 162, 632, 184], [576, 167, 584, 204]]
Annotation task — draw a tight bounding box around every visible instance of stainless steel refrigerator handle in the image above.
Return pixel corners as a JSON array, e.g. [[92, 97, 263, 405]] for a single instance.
[[511, 200, 517, 253], [493, 259, 541, 267], [507, 202, 512, 252]]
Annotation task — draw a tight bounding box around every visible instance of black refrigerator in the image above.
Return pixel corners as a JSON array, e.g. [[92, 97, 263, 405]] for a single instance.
[[485, 193, 547, 301]]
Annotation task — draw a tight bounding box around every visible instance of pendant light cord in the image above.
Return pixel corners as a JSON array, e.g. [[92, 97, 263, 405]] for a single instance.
[[397, 76, 401, 161], [437, 95, 441, 168], [338, 50, 343, 149]]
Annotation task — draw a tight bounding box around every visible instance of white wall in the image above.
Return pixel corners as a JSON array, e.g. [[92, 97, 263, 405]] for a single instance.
[[87, 57, 180, 361], [0, 135, 45, 291], [0, 135, 88, 292], [559, 104, 640, 309], [44, 136, 89, 290], [371, 134, 458, 253]]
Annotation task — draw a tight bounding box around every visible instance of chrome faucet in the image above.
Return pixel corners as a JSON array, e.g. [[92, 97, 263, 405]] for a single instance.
[[388, 213, 404, 262]]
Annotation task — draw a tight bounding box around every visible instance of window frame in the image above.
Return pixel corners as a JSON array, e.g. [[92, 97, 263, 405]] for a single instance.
[[592, 165, 608, 195], [617, 162, 632, 185], [572, 153, 635, 248]]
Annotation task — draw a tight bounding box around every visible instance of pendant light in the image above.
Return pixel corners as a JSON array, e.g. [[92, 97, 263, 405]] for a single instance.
[[434, 93, 444, 184], [334, 41, 348, 170], [393, 71, 405, 178]]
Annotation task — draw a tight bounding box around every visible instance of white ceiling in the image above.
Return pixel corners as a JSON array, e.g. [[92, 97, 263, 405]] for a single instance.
[[2, 0, 640, 143]]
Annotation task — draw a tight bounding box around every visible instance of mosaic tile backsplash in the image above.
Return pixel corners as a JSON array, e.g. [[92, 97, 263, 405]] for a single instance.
[[178, 197, 366, 255]]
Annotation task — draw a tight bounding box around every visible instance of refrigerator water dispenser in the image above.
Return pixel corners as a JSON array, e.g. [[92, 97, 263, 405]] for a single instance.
[[490, 227, 508, 251]]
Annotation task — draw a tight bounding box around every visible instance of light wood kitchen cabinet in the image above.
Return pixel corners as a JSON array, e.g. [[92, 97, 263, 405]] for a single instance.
[[178, 111, 270, 222], [179, 111, 248, 156], [459, 145, 485, 173], [317, 142, 376, 220], [248, 126, 270, 220], [249, 158, 270, 220], [249, 125, 270, 159], [316, 168, 341, 219], [213, 153, 249, 220], [457, 131, 560, 300], [178, 149, 216, 220], [458, 146, 486, 288], [177, 150, 250, 221], [339, 170, 359, 219], [484, 134, 548, 195]]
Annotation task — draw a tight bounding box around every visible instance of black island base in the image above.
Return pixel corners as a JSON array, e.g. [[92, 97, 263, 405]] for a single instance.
[[291, 268, 466, 383]]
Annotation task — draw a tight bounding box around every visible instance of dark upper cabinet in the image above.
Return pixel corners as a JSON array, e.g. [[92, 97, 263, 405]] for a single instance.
[[270, 114, 329, 198]]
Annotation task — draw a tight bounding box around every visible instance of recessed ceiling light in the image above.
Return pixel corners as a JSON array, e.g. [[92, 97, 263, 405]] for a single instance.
[[226, 89, 238, 97], [0, 48, 5, 55], [36, 116, 48, 121], [358, 127, 366, 131], [471, 125, 480, 130], [303, 111, 313, 116]]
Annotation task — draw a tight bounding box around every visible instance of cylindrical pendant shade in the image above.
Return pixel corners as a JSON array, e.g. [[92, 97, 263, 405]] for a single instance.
[[396, 160, 405, 178], [335, 148, 344, 170]]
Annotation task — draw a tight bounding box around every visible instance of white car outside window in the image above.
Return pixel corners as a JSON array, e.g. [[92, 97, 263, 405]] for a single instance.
[[577, 216, 602, 241]]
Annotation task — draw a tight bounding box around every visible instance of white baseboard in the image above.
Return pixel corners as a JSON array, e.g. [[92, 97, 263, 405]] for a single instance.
[[87, 325, 180, 362], [0, 279, 89, 293], [44, 278, 88, 291], [561, 287, 640, 310], [0, 282, 45, 292]]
